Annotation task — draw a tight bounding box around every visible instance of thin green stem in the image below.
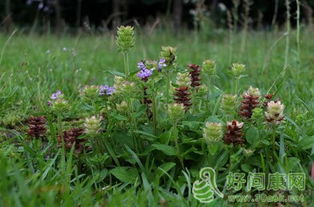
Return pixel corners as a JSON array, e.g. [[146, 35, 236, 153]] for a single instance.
[[123, 52, 130, 77], [284, 0, 290, 69], [152, 93, 158, 135]]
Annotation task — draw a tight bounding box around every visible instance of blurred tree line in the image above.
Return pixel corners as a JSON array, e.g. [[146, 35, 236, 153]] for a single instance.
[[0, 0, 313, 33]]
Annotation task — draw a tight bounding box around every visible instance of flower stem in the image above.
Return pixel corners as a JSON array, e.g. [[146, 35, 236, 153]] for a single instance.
[[152, 94, 158, 135], [123, 52, 130, 77]]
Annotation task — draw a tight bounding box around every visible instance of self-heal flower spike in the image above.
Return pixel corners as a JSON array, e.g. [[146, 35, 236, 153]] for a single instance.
[[168, 103, 185, 121], [84, 116, 102, 134], [58, 128, 86, 154], [113, 76, 136, 95], [116, 101, 128, 113], [174, 86, 192, 110], [203, 122, 223, 143], [49, 90, 69, 113], [176, 72, 191, 87], [188, 64, 201, 88], [52, 99, 69, 112], [160, 46, 176, 66], [27, 116, 47, 138], [202, 59, 216, 76], [224, 120, 245, 145], [221, 94, 237, 115], [239, 86, 260, 118], [231, 63, 246, 77], [116, 26, 135, 52], [265, 101, 285, 124], [80, 85, 99, 98]]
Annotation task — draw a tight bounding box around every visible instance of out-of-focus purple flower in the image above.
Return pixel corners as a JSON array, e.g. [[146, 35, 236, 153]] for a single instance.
[[99, 85, 115, 96], [50, 90, 62, 100], [137, 61, 146, 70], [26, 0, 33, 5], [38, 2, 44, 9], [137, 68, 153, 80], [158, 59, 167, 71]]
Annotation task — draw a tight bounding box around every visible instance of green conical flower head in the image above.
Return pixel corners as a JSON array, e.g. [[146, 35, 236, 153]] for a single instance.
[[84, 116, 102, 134], [80, 85, 99, 99], [203, 122, 223, 143], [231, 63, 246, 77], [251, 107, 264, 122], [168, 103, 185, 121], [176, 72, 191, 87], [221, 94, 237, 114], [202, 59, 216, 76], [116, 26, 135, 52]]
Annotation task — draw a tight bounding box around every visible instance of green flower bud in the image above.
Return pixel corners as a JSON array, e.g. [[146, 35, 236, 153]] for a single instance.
[[116, 26, 135, 52], [113, 76, 136, 95], [202, 59, 216, 76], [116, 101, 128, 113], [168, 103, 185, 121], [221, 94, 237, 114], [84, 116, 102, 134], [251, 107, 264, 122], [244, 86, 261, 97], [231, 63, 246, 77], [160, 46, 176, 66], [176, 72, 191, 87], [203, 122, 223, 143], [197, 85, 208, 96], [80, 85, 99, 99], [52, 99, 69, 113]]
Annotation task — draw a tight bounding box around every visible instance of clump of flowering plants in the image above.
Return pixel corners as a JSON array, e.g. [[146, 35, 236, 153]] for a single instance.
[[5, 26, 312, 205]]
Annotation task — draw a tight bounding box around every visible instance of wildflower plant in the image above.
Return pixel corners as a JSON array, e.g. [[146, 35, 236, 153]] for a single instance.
[[6, 26, 313, 206], [116, 26, 135, 76]]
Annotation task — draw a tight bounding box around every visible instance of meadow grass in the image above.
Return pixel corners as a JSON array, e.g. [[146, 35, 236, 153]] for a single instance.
[[0, 28, 313, 206]]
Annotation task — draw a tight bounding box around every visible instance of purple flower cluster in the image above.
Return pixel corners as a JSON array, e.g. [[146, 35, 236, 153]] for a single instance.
[[26, 0, 53, 13], [50, 90, 63, 100], [48, 90, 63, 106], [99, 85, 115, 96], [158, 59, 167, 71], [137, 61, 153, 80]]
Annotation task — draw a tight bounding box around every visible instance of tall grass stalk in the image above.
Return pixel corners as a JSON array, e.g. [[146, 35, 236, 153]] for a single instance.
[[296, 0, 301, 63], [284, 0, 291, 70]]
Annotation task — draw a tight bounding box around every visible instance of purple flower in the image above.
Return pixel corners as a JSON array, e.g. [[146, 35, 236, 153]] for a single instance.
[[137, 61, 146, 70], [158, 59, 167, 71], [38, 2, 44, 9], [137, 68, 153, 79], [50, 90, 62, 100], [26, 0, 33, 5], [99, 85, 115, 96]]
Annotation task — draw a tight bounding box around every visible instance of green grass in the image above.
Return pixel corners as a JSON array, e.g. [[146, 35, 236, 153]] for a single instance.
[[0, 27, 313, 207]]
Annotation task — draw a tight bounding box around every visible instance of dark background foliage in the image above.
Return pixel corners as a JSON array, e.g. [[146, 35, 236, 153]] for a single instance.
[[0, 0, 313, 32]]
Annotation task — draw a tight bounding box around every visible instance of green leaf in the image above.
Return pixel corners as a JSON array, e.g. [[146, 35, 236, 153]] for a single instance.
[[298, 136, 314, 150], [151, 144, 176, 156], [246, 126, 260, 146], [107, 70, 126, 78], [159, 162, 176, 173], [110, 167, 138, 184], [111, 113, 128, 121]]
